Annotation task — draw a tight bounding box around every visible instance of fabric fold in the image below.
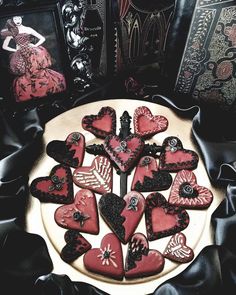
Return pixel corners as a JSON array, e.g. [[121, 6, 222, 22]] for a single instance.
[[152, 94, 236, 184]]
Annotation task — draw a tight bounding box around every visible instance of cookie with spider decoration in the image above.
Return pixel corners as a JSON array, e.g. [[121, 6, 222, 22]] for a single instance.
[[168, 170, 213, 209], [83, 233, 124, 280], [82, 106, 116, 139], [131, 156, 172, 192], [133, 106, 168, 138], [46, 132, 85, 168], [30, 164, 74, 204], [159, 136, 199, 172], [104, 134, 144, 172], [54, 189, 99, 235], [125, 233, 165, 279]]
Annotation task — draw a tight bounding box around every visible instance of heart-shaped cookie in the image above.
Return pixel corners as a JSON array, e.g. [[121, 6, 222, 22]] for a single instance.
[[61, 230, 91, 263], [131, 156, 172, 192], [46, 132, 85, 168], [73, 156, 112, 194], [54, 189, 99, 234], [133, 106, 168, 138], [30, 164, 74, 204], [83, 233, 124, 280], [125, 233, 165, 278], [145, 192, 189, 241], [163, 232, 194, 263], [99, 191, 145, 244], [82, 106, 116, 138], [159, 136, 199, 172], [104, 134, 144, 172], [168, 170, 213, 209]]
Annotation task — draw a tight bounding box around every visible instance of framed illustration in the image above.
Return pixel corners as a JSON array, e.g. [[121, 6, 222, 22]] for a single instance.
[[0, 1, 71, 111]]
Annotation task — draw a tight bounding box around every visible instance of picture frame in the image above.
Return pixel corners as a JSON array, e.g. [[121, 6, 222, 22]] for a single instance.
[[0, 0, 71, 112], [59, 0, 114, 94]]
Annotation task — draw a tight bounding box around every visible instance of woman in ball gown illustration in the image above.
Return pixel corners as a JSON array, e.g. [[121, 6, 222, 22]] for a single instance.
[[1, 16, 66, 102]]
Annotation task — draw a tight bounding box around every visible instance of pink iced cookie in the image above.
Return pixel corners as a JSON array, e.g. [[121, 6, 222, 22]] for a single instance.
[[145, 192, 189, 241], [133, 106, 168, 138], [104, 134, 144, 172], [30, 164, 74, 204], [163, 232, 194, 263], [131, 156, 172, 192], [54, 189, 99, 235], [83, 233, 124, 280], [159, 136, 199, 172], [125, 233, 165, 279], [73, 156, 112, 194], [168, 169, 213, 209], [82, 106, 116, 139]]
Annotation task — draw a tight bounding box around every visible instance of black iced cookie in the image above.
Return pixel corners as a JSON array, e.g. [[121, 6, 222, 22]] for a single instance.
[[46, 132, 85, 168], [61, 230, 91, 263]]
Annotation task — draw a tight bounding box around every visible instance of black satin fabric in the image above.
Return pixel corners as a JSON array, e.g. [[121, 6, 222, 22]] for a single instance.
[[162, 0, 197, 89], [0, 96, 236, 295], [152, 95, 236, 184]]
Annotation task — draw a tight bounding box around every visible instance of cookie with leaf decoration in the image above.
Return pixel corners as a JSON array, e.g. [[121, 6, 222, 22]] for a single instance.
[[73, 156, 113, 195], [163, 232, 194, 263]]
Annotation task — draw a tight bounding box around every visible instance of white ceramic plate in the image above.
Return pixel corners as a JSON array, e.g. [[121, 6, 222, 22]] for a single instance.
[[27, 99, 224, 295]]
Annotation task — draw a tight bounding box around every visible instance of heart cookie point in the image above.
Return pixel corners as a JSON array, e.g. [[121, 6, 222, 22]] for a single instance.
[[83, 233, 124, 280]]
